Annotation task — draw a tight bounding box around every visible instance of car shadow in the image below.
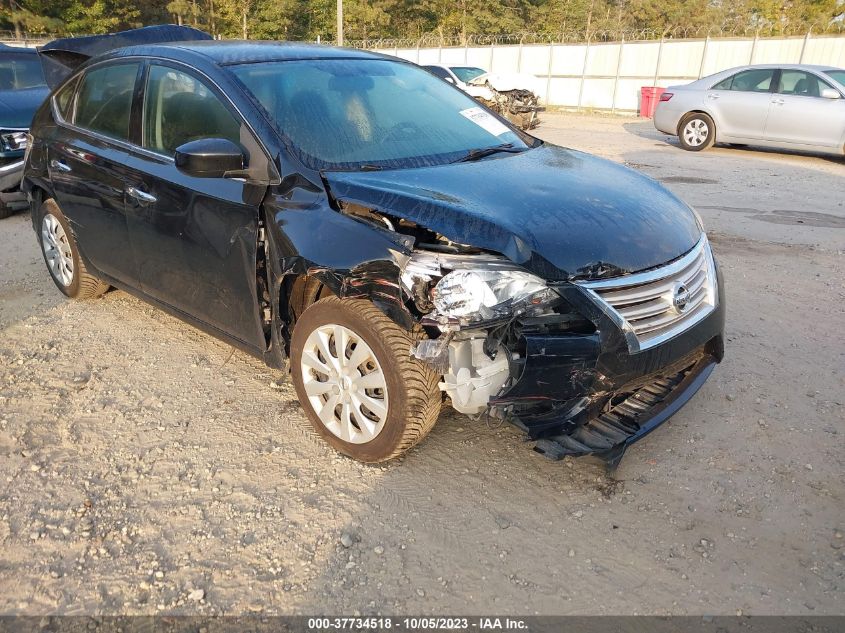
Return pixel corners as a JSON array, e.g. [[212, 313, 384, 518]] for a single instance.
[[622, 119, 845, 165]]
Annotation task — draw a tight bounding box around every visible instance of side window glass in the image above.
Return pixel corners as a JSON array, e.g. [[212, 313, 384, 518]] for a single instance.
[[74, 63, 139, 141], [54, 76, 79, 120], [728, 69, 774, 93], [426, 66, 449, 80], [778, 70, 828, 98], [143, 65, 241, 156], [711, 76, 733, 90]]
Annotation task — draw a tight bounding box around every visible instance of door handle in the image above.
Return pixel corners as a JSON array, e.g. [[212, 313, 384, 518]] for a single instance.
[[771, 98, 785, 105], [707, 93, 720, 99], [126, 186, 157, 204], [50, 159, 72, 173]]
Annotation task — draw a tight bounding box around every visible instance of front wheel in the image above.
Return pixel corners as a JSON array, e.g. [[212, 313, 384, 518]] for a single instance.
[[678, 112, 716, 151], [38, 199, 109, 299], [290, 296, 442, 463]]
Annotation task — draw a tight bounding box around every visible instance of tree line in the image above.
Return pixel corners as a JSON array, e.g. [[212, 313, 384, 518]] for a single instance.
[[2, 0, 843, 42]]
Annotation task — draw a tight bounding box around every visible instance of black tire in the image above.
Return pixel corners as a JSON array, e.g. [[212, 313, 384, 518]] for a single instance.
[[0, 199, 16, 219], [677, 112, 716, 151], [37, 198, 109, 299], [290, 296, 442, 463]]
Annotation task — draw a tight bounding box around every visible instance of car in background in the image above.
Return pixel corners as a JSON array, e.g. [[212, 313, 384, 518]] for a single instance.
[[25, 28, 723, 466], [422, 64, 487, 91], [423, 64, 542, 130], [0, 44, 49, 218], [654, 64, 845, 155]]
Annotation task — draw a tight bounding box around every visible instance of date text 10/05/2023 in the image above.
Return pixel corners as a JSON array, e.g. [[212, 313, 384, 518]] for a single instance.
[[307, 617, 529, 630]]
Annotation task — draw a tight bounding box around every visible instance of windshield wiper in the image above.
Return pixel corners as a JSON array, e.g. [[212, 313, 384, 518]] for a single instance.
[[451, 143, 526, 163]]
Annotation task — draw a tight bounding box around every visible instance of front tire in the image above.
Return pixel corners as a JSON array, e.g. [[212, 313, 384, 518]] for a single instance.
[[37, 199, 109, 299], [678, 112, 716, 151], [290, 296, 442, 463]]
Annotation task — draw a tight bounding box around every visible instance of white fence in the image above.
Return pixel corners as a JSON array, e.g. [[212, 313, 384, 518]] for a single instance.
[[374, 35, 845, 113]]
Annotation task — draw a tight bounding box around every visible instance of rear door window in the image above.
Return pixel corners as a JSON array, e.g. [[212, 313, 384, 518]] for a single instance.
[[424, 66, 451, 81], [724, 69, 775, 93], [73, 63, 140, 141], [142, 64, 241, 156]]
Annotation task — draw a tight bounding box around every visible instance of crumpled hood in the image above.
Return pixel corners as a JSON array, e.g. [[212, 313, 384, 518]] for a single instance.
[[0, 86, 49, 129], [324, 144, 702, 281]]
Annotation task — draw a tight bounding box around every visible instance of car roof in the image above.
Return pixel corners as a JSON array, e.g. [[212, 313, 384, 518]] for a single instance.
[[101, 40, 394, 66], [720, 63, 841, 73]]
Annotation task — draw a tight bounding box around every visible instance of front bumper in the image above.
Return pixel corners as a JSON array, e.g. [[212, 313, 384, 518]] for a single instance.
[[0, 157, 25, 193], [492, 262, 726, 464]]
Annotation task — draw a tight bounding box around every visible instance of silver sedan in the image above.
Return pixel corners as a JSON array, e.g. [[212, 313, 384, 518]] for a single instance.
[[654, 64, 845, 155]]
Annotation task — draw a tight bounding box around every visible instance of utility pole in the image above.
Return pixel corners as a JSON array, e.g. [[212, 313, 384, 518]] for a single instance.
[[337, 0, 344, 46]]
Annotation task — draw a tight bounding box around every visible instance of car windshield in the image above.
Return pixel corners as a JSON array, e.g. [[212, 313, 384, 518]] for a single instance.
[[822, 69, 845, 88], [451, 66, 487, 83], [231, 58, 530, 171], [0, 54, 46, 90]]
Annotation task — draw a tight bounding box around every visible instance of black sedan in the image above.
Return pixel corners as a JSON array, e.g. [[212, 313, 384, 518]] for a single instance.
[[24, 27, 725, 465]]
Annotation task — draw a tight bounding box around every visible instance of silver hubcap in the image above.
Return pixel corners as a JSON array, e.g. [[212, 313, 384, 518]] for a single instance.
[[683, 119, 709, 147], [300, 324, 389, 444], [41, 214, 74, 287]]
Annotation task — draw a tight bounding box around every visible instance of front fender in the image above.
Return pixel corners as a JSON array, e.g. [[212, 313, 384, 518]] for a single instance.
[[264, 191, 417, 332]]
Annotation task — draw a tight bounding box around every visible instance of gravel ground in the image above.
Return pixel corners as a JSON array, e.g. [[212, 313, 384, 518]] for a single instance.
[[0, 113, 842, 616]]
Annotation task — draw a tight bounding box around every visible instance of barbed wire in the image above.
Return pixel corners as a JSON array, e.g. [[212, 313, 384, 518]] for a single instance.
[[336, 21, 845, 49], [1, 20, 843, 48]]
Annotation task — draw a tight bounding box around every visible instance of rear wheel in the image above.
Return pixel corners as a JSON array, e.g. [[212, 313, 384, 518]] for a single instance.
[[38, 199, 109, 299], [290, 296, 441, 463], [678, 112, 716, 151]]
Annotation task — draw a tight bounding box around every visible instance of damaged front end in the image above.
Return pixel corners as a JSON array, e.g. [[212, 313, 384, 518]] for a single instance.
[[291, 143, 724, 467], [393, 236, 725, 467], [467, 74, 544, 130]]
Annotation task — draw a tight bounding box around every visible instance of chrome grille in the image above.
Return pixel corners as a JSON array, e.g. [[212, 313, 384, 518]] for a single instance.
[[578, 234, 717, 351]]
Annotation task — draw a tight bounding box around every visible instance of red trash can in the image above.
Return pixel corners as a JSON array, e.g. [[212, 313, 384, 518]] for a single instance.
[[640, 86, 666, 118]]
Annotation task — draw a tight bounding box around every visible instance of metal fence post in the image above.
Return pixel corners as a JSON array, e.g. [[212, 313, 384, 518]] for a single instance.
[[799, 29, 811, 63], [652, 36, 664, 87], [698, 35, 710, 78], [611, 37, 624, 114], [517, 40, 523, 73], [464, 40, 469, 64], [416, 40, 421, 63], [438, 44, 443, 63], [490, 41, 495, 72], [749, 32, 758, 64], [576, 38, 591, 111], [545, 43, 554, 106]]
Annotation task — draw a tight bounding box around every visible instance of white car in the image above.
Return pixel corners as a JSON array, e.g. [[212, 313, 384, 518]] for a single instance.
[[422, 64, 492, 98], [422, 65, 543, 129], [654, 64, 845, 155]]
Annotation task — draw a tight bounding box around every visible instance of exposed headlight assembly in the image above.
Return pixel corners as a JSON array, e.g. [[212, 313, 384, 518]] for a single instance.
[[433, 268, 550, 319], [0, 130, 28, 153], [403, 251, 554, 324]]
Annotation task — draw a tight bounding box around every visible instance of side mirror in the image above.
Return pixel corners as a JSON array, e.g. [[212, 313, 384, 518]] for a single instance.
[[444, 76, 455, 84], [820, 88, 841, 100], [174, 138, 245, 178]]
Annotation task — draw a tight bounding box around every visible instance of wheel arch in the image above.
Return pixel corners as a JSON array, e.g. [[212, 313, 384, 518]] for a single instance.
[[677, 109, 717, 138]]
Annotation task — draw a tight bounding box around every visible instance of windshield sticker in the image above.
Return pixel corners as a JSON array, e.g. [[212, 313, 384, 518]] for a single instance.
[[459, 107, 510, 137]]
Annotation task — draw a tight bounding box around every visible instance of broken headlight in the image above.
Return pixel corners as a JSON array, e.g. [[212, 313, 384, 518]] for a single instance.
[[432, 268, 550, 319], [0, 130, 28, 153]]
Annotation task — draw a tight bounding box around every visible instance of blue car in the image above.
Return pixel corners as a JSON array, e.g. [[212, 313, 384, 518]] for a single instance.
[[0, 44, 49, 218]]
